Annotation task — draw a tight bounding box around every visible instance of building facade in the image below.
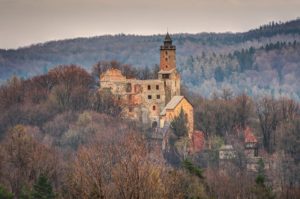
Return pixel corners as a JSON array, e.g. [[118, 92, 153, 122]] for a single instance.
[[99, 33, 193, 136]]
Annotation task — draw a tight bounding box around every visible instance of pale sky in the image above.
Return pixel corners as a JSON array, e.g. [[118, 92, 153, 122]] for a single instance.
[[0, 0, 299, 49]]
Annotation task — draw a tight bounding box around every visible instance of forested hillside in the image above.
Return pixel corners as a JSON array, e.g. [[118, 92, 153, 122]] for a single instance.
[[1, 19, 300, 99], [0, 65, 299, 198]]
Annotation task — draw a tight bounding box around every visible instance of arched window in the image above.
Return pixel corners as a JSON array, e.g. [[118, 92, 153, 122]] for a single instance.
[[152, 105, 156, 111]]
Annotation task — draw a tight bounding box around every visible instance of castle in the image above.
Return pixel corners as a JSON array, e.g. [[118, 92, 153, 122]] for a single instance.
[[99, 33, 194, 136]]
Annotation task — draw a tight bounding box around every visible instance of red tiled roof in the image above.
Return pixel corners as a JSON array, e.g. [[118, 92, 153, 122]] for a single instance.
[[244, 127, 257, 143], [191, 130, 205, 153]]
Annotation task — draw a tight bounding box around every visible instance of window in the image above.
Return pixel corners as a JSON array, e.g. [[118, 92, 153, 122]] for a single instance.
[[129, 107, 133, 112], [152, 105, 156, 111], [148, 95, 152, 99], [156, 85, 159, 90], [126, 83, 132, 92], [156, 95, 160, 99], [165, 51, 168, 55], [162, 74, 170, 79], [165, 57, 168, 61], [147, 85, 151, 90]]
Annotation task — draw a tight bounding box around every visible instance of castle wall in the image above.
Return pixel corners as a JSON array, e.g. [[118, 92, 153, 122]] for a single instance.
[[100, 71, 167, 128], [99, 34, 194, 134]]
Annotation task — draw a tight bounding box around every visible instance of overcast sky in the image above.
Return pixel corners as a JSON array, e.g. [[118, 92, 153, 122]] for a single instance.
[[0, 0, 299, 49]]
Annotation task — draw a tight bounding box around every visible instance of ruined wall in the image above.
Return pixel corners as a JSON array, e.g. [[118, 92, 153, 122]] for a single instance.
[[100, 69, 167, 128], [133, 79, 166, 126], [99, 33, 193, 132]]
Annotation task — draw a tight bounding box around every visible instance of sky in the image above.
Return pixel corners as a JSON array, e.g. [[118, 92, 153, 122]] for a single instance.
[[0, 0, 300, 49]]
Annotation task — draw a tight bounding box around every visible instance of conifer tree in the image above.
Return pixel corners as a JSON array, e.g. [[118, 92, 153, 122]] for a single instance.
[[0, 185, 14, 199], [252, 159, 275, 199], [170, 108, 188, 138], [31, 175, 55, 199], [182, 159, 203, 179]]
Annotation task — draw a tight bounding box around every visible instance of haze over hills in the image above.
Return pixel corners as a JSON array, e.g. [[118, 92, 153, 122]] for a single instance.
[[1, 19, 300, 99]]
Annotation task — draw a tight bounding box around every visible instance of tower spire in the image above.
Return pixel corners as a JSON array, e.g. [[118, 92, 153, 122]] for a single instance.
[[164, 32, 172, 46]]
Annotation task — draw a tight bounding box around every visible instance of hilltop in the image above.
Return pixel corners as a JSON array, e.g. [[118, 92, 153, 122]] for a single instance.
[[1, 19, 300, 99]]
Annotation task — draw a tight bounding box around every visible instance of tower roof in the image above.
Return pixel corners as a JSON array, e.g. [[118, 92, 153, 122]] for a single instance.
[[161, 32, 175, 50], [164, 32, 172, 43]]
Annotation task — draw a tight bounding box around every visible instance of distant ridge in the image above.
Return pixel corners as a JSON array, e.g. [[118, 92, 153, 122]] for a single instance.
[[0, 19, 300, 100]]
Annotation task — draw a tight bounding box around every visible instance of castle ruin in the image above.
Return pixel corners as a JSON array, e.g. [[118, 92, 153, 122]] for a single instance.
[[99, 33, 194, 136]]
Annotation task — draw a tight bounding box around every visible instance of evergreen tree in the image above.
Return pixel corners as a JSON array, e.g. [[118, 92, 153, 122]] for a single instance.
[[0, 185, 14, 199], [182, 159, 203, 179], [19, 185, 32, 199], [31, 175, 55, 199], [252, 159, 275, 199], [170, 108, 188, 138]]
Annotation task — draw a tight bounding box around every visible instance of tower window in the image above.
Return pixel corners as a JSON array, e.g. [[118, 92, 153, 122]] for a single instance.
[[165, 51, 168, 55], [152, 105, 156, 111], [156, 85, 159, 90], [165, 57, 168, 61], [157, 95, 160, 99], [162, 74, 170, 79], [147, 85, 151, 90], [148, 95, 152, 99], [129, 107, 133, 112]]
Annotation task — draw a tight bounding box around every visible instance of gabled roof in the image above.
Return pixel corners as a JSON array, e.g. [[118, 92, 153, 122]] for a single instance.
[[160, 96, 184, 115], [244, 127, 257, 143]]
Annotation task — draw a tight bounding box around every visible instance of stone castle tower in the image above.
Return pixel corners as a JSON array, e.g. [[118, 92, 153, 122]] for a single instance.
[[99, 33, 193, 136], [158, 33, 181, 104]]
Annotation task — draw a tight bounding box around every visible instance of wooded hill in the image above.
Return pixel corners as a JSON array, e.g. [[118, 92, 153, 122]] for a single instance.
[[1, 19, 300, 99]]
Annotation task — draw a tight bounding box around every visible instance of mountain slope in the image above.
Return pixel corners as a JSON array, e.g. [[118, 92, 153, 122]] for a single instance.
[[1, 19, 300, 99]]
